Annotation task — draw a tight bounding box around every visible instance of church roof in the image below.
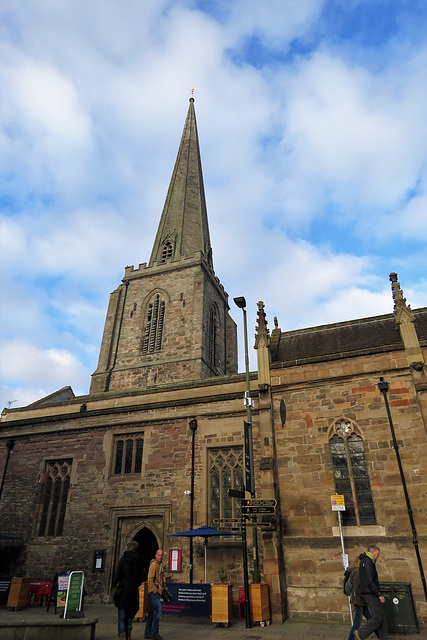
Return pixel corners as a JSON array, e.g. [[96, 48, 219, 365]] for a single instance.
[[149, 98, 213, 269], [270, 308, 427, 366]]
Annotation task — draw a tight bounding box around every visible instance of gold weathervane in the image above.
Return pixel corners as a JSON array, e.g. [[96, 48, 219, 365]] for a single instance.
[[190, 87, 197, 97]]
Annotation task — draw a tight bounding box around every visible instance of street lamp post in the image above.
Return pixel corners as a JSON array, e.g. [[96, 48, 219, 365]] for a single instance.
[[188, 418, 198, 584], [233, 296, 259, 581], [378, 377, 427, 602]]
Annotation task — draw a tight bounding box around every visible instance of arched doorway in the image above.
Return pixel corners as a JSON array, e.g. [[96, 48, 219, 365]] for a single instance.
[[133, 527, 158, 582]]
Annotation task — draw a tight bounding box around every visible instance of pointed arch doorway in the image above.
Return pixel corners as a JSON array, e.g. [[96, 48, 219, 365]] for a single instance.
[[133, 527, 158, 582]]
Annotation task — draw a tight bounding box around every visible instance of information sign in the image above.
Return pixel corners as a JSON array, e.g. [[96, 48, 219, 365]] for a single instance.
[[228, 488, 245, 499], [245, 505, 276, 515], [331, 495, 346, 511], [213, 518, 241, 524], [63, 571, 84, 619], [245, 499, 276, 507]]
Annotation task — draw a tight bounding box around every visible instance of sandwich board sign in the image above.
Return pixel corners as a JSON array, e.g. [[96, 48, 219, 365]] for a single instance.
[[63, 571, 84, 619]]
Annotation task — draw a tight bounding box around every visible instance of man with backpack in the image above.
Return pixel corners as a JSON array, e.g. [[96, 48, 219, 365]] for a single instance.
[[354, 544, 387, 640]]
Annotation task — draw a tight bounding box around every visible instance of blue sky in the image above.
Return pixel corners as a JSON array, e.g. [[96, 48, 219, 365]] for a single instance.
[[1, 0, 426, 410]]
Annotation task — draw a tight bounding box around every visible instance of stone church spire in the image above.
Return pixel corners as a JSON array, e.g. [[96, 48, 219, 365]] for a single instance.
[[90, 100, 237, 395], [149, 98, 213, 269]]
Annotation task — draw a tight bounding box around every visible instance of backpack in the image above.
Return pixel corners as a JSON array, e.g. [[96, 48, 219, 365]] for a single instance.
[[343, 572, 352, 596]]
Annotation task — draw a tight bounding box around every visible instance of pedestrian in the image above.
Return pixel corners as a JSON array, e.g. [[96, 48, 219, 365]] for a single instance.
[[113, 540, 143, 640], [354, 544, 387, 640], [144, 549, 165, 640], [346, 556, 374, 640]]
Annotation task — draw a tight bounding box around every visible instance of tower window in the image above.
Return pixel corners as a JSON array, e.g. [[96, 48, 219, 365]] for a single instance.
[[209, 305, 218, 369], [37, 459, 72, 538], [161, 241, 173, 262], [328, 419, 376, 527], [143, 294, 166, 354]]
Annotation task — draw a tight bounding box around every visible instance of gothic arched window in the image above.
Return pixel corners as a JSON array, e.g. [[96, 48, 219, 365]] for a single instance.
[[161, 241, 173, 263], [142, 293, 166, 354], [208, 305, 218, 369], [37, 459, 72, 537], [328, 419, 376, 526], [209, 447, 243, 525]]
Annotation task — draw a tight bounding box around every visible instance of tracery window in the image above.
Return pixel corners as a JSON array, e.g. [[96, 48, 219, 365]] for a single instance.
[[328, 419, 376, 526], [113, 434, 144, 475], [209, 448, 243, 525], [161, 241, 173, 262], [37, 459, 72, 537], [208, 306, 218, 368], [142, 293, 166, 353]]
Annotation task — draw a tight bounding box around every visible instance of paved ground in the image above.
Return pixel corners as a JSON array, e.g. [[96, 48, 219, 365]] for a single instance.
[[0, 604, 424, 640]]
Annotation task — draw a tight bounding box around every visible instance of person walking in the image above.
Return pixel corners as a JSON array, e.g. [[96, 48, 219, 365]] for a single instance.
[[113, 539, 143, 640], [346, 556, 373, 640], [144, 549, 165, 640], [354, 544, 387, 640]]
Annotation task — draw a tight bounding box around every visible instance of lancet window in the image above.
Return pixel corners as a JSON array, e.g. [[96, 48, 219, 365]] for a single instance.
[[328, 419, 376, 526], [142, 293, 166, 354]]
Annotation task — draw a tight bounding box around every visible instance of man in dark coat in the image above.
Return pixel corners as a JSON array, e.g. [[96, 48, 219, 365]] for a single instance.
[[113, 540, 143, 640], [354, 544, 387, 640]]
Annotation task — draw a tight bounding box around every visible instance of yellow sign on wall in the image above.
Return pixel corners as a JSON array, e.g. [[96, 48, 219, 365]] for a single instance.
[[331, 495, 346, 511]]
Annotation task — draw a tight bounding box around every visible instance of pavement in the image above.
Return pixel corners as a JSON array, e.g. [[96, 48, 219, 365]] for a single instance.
[[0, 604, 424, 640]]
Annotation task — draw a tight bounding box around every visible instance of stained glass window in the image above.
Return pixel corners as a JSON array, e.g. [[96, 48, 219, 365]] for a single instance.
[[209, 448, 243, 525], [329, 419, 376, 526]]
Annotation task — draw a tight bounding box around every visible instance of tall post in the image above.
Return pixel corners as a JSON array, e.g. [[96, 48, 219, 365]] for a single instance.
[[378, 377, 427, 602], [0, 440, 15, 501], [189, 418, 198, 584], [234, 297, 259, 581], [337, 511, 353, 625]]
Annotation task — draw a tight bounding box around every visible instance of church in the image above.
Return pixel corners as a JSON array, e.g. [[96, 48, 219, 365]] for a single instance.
[[1, 98, 426, 626]]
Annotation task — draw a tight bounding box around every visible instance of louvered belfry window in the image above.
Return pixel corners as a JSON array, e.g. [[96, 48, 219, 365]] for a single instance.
[[209, 305, 218, 368], [142, 293, 165, 354], [37, 459, 72, 537], [329, 419, 376, 526], [161, 241, 173, 262]]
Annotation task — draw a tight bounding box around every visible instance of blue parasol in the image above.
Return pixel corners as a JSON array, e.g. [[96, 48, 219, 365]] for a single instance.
[[170, 525, 234, 582]]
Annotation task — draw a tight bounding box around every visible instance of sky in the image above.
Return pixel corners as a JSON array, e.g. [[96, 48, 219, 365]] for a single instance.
[[1, 0, 426, 411]]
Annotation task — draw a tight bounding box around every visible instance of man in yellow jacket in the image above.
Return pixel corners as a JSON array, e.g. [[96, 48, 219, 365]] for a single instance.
[[144, 549, 165, 640]]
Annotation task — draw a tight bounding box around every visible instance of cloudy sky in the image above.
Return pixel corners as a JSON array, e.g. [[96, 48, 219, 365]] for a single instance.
[[1, 0, 426, 410]]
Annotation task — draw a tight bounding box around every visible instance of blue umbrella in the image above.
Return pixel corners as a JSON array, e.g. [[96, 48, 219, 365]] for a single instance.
[[170, 525, 235, 582]]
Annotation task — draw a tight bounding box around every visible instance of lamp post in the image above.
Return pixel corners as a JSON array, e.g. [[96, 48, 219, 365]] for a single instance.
[[378, 377, 427, 601], [188, 418, 198, 583], [233, 296, 259, 581], [0, 439, 15, 502]]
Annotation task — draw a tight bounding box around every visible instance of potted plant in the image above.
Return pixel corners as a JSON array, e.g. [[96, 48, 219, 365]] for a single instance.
[[211, 567, 232, 627], [249, 571, 270, 627]]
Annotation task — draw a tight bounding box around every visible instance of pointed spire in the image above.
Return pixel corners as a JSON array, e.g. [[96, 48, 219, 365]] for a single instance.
[[390, 272, 414, 322], [149, 98, 213, 269]]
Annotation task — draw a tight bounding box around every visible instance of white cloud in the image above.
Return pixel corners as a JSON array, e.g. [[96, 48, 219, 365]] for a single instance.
[[0, 341, 89, 409], [0, 0, 426, 407]]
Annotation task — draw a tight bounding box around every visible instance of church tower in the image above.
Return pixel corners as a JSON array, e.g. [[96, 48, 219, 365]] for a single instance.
[[90, 98, 237, 394]]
